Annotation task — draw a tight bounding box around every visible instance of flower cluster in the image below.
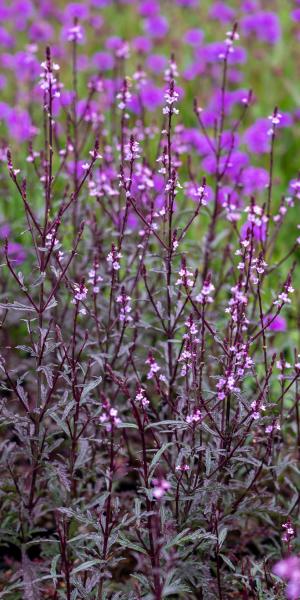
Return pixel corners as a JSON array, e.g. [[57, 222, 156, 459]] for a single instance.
[[116, 288, 132, 323], [100, 404, 122, 432], [107, 244, 122, 271]]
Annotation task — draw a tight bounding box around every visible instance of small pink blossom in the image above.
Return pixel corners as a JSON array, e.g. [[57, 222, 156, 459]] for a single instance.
[[152, 478, 170, 499]]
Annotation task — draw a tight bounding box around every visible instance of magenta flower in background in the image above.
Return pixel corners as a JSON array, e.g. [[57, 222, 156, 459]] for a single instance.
[[140, 82, 164, 110], [29, 21, 54, 42], [291, 8, 300, 22], [202, 151, 249, 179], [65, 2, 90, 20], [244, 119, 270, 154], [0, 225, 11, 239], [5, 243, 27, 265], [183, 61, 205, 80], [0, 6, 11, 20], [132, 36, 153, 53], [11, 0, 34, 30], [241, 12, 281, 44], [0, 225, 26, 265], [210, 89, 249, 116], [242, 0, 259, 10], [139, 0, 160, 17], [181, 128, 212, 155], [184, 28, 203, 46], [273, 556, 300, 600], [218, 186, 240, 207], [13, 51, 40, 81], [146, 53, 167, 72], [61, 23, 85, 44], [240, 220, 267, 243], [0, 102, 11, 120], [203, 42, 247, 64], [228, 68, 244, 84], [7, 109, 37, 142], [144, 15, 169, 38], [208, 2, 236, 23], [239, 166, 269, 195], [92, 51, 114, 70], [264, 315, 287, 332], [278, 112, 293, 128], [0, 27, 15, 48]]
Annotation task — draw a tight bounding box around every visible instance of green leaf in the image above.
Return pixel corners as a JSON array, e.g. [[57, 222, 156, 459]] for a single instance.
[[149, 442, 173, 476], [71, 559, 101, 575], [81, 376, 102, 400]]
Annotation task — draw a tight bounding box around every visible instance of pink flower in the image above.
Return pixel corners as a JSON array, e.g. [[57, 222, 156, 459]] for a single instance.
[[273, 556, 300, 600], [152, 478, 170, 499]]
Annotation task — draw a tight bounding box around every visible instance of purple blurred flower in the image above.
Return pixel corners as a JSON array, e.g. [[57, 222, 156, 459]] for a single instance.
[[278, 112, 293, 128], [244, 119, 270, 154], [144, 15, 169, 38], [264, 315, 287, 332], [210, 89, 249, 115], [65, 2, 89, 20], [127, 212, 139, 230], [139, 0, 159, 17], [239, 166, 269, 195], [242, 0, 259, 10], [181, 128, 212, 155], [140, 83, 164, 110], [146, 53, 167, 72], [184, 28, 203, 46], [228, 68, 244, 84], [0, 226, 26, 265], [291, 8, 300, 22], [0, 102, 11, 120], [105, 35, 123, 51], [13, 51, 40, 81], [0, 224, 11, 239], [203, 42, 247, 64], [132, 36, 153, 53], [209, 2, 236, 23], [273, 556, 300, 600], [202, 151, 249, 179], [183, 61, 205, 80], [240, 220, 267, 243], [93, 51, 114, 70], [29, 21, 54, 42], [7, 109, 37, 142], [241, 12, 281, 44], [61, 24, 85, 44], [0, 6, 11, 21], [0, 27, 15, 48], [6, 242, 27, 265], [12, 0, 34, 17], [218, 186, 240, 207]]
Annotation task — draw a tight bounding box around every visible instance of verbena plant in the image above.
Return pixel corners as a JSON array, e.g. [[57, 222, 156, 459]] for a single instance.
[[0, 22, 299, 600]]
